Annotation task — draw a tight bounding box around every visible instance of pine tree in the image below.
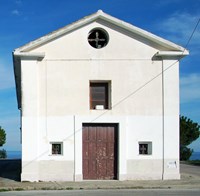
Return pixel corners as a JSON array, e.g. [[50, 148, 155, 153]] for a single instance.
[[0, 126, 7, 158], [180, 116, 200, 160]]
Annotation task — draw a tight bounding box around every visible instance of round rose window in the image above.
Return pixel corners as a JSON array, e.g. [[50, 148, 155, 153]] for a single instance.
[[88, 28, 109, 49]]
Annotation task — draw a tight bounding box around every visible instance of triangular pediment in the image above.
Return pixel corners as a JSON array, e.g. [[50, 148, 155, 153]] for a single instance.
[[14, 10, 188, 54]]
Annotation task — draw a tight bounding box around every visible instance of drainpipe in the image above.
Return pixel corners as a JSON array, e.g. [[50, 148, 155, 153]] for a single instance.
[[161, 59, 165, 180], [20, 109, 22, 144], [73, 115, 76, 181]]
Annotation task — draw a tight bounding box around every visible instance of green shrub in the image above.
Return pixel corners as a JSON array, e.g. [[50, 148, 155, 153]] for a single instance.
[[0, 126, 6, 146], [0, 149, 7, 158], [180, 146, 193, 161]]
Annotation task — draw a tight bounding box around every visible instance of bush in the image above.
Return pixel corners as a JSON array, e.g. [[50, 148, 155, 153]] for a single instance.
[[180, 116, 200, 161], [0, 149, 7, 159], [180, 146, 193, 161], [0, 126, 6, 146]]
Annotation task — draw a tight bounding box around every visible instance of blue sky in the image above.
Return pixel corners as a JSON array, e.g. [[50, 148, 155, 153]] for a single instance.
[[0, 0, 200, 152]]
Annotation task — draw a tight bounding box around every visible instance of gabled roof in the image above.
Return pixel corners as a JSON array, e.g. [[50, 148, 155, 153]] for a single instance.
[[13, 10, 189, 109], [14, 10, 189, 55]]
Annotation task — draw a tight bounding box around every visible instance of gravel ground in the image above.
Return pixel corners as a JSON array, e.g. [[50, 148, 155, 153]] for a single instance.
[[0, 160, 200, 191]]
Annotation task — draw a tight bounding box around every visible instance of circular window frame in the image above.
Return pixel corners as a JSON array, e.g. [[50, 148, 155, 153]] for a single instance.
[[88, 28, 109, 49]]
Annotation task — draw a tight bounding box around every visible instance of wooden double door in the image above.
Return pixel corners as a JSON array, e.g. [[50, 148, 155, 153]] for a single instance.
[[82, 124, 118, 180]]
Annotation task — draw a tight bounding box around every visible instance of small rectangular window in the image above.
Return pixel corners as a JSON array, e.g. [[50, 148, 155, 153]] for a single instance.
[[90, 81, 111, 110], [139, 142, 152, 155], [51, 142, 63, 155]]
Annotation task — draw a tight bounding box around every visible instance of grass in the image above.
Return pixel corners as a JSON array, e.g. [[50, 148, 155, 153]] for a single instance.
[[14, 188, 24, 191], [0, 188, 24, 192], [40, 187, 74, 190], [0, 189, 10, 192]]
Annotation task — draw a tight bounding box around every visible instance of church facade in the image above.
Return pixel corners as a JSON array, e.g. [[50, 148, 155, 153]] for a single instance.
[[13, 10, 188, 182]]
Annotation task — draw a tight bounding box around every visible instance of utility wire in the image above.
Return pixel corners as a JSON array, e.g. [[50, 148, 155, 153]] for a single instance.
[[23, 17, 200, 170], [59, 17, 200, 143], [184, 18, 200, 49], [90, 17, 200, 123]]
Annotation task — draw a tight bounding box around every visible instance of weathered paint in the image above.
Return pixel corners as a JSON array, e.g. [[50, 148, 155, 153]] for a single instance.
[[82, 124, 118, 180]]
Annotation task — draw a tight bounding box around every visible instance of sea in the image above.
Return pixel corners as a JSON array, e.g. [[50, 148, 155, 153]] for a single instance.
[[190, 151, 200, 160], [6, 151, 21, 159], [4, 151, 200, 160]]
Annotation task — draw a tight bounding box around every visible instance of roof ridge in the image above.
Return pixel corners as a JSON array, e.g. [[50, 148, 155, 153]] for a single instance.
[[13, 10, 188, 53]]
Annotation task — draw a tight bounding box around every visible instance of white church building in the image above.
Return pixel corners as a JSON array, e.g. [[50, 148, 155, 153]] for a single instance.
[[13, 10, 188, 182]]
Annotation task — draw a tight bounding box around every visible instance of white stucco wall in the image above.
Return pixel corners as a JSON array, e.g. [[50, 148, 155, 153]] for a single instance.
[[19, 20, 180, 181], [162, 59, 180, 179]]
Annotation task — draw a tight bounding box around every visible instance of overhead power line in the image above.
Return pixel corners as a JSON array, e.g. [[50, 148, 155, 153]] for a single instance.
[[23, 17, 200, 169], [184, 18, 200, 49]]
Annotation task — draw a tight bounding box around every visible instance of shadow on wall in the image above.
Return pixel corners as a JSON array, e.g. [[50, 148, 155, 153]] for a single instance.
[[0, 159, 21, 181]]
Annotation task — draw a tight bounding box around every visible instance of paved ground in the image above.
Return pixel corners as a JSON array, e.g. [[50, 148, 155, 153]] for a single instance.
[[0, 160, 200, 191], [180, 163, 200, 177], [1, 189, 200, 196]]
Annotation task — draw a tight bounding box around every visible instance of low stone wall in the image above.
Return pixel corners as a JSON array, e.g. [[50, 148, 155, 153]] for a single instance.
[[0, 159, 21, 181]]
